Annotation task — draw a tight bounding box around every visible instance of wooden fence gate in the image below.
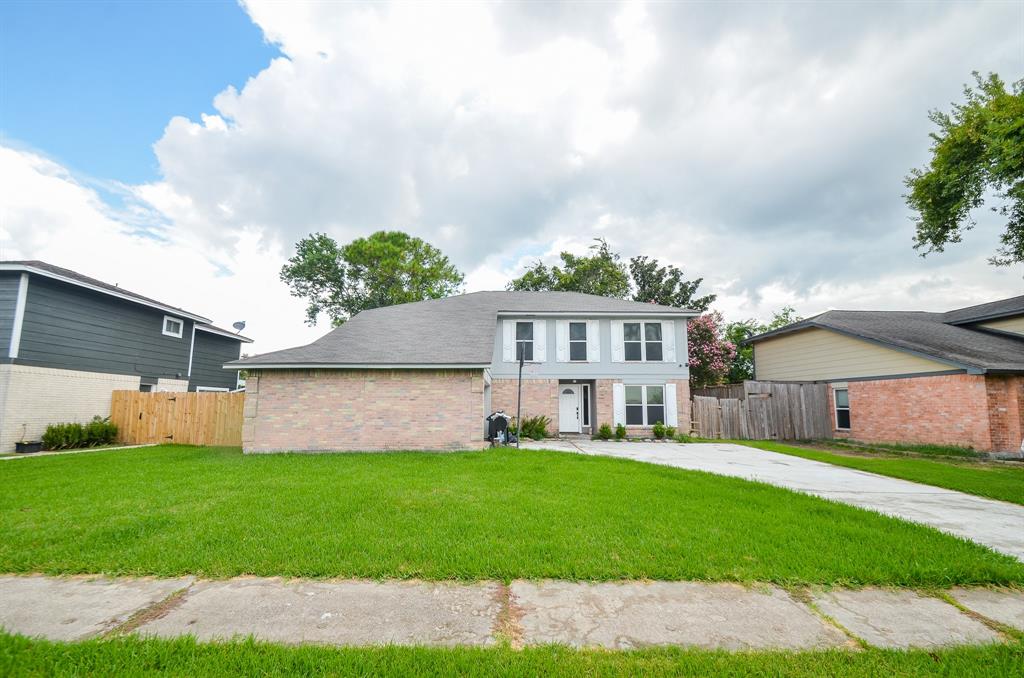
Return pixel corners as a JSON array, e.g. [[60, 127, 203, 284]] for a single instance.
[[110, 391, 244, 446], [691, 380, 832, 441]]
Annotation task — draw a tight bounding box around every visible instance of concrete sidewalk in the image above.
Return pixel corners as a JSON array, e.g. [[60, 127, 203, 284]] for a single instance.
[[524, 440, 1024, 561], [2, 574, 1022, 650]]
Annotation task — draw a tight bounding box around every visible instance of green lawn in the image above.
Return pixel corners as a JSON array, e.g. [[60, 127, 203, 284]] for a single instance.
[[740, 441, 1024, 506], [1, 446, 1022, 586], [2, 634, 1022, 678]]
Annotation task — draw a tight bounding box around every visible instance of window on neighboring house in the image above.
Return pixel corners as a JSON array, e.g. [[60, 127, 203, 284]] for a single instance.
[[625, 385, 666, 426], [834, 387, 851, 430], [569, 322, 588, 361], [163, 315, 184, 338], [623, 321, 663, 361], [516, 321, 534, 361]]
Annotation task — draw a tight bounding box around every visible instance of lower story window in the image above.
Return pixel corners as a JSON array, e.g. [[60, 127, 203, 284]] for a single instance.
[[834, 387, 851, 430], [625, 385, 665, 426]]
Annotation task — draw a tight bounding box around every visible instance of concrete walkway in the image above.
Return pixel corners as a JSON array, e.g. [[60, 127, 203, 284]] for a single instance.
[[523, 440, 1024, 561], [1, 575, 1022, 650]]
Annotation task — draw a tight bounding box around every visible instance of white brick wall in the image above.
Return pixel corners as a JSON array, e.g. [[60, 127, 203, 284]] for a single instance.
[[0, 364, 140, 452]]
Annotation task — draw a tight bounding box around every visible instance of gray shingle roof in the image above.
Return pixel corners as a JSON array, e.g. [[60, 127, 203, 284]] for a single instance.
[[943, 295, 1024, 325], [0, 260, 210, 322], [747, 307, 1024, 373], [232, 291, 696, 367]]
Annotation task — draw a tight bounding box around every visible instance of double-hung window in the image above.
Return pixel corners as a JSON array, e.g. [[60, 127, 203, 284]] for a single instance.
[[569, 322, 587, 361], [623, 321, 663, 361], [625, 385, 666, 426], [834, 387, 851, 430], [516, 321, 534, 361]]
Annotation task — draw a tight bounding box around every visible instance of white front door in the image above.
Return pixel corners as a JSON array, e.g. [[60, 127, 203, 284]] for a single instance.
[[558, 385, 581, 433]]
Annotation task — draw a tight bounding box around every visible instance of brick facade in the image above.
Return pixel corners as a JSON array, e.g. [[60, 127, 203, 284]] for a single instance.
[[243, 369, 488, 453], [491, 377, 691, 438], [826, 373, 1024, 453]]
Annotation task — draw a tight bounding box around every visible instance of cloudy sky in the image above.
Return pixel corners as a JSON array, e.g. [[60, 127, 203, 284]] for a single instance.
[[1, 0, 1022, 354]]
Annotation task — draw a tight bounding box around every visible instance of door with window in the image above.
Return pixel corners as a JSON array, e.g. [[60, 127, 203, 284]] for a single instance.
[[559, 385, 581, 433]]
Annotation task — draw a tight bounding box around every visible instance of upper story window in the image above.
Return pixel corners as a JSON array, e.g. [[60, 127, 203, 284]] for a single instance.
[[162, 315, 184, 338], [569, 322, 587, 361], [516, 321, 533, 361], [623, 321, 662, 361]]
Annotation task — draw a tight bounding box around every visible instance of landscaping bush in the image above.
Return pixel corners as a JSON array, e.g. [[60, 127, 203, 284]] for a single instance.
[[666, 426, 676, 439], [41, 417, 117, 451], [675, 433, 697, 443], [595, 423, 613, 441], [614, 423, 626, 440], [511, 415, 550, 440], [652, 421, 666, 439]]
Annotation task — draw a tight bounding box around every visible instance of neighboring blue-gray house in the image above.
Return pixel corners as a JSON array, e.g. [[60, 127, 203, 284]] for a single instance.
[[0, 260, 252, 452]]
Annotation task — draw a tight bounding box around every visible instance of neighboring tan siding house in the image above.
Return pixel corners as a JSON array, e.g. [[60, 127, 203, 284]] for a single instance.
[[0, 261, 252, 452], [231, 291, 696, 453], [748, 296, 1024, 455]]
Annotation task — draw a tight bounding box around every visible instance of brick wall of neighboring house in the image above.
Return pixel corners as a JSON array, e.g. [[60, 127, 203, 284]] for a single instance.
[[985, 374, 1024, 453], [0, 364, 141, 453], [242, 369, 488, 453], [823, 373, 1024, 453]]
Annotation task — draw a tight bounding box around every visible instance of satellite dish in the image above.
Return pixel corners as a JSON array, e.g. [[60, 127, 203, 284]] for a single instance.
[[232, 321, 246, 333]]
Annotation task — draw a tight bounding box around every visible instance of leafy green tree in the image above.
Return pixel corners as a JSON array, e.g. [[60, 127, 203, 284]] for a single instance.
[[905, 72, 1024, 265], [723, 306, 802, 383], [630, 256, 716, 311], [281, 230, 465, 325], [507, 240, 715, 310], [507, 238, 631, 298]]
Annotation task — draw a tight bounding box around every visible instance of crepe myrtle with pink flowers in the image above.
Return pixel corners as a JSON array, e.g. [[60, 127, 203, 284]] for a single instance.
[[687, 312, 737, 389]]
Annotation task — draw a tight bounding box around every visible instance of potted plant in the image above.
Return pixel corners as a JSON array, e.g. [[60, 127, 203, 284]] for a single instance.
[[15, 426, 42, 454]]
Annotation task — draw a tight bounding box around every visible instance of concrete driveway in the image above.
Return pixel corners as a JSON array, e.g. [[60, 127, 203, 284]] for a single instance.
[[522, 440, 1024, 561]]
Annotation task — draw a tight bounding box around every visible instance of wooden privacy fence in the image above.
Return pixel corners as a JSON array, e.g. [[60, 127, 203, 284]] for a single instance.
[[110, 390, 244, 446], [692, 380, 833, 441]]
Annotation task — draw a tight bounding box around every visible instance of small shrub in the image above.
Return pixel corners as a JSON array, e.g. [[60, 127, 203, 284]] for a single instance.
[[652, 421, 666, 439], [512, 415, 550, 440], [675, 433, 697, 443], [666, 426, 676, 439], [595, 423, 613, 441], [614, 423, 626, 440], [41, 416, 117, 451]]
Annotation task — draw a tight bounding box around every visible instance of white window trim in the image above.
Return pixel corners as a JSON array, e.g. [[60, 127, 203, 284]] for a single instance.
[[515, 320, 534, 362], [568, 321, 588, 362], [833, 385, 851, 431], [624, 384, 668, 427], [196, 386, 230, 392], [162, 315, 184, 338], [623, 321, 665, 363]]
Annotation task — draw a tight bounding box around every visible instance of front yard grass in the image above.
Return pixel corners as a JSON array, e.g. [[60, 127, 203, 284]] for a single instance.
[[1, 445, 1022, 586], [2, 633, 1022, 677], [740, 441, 1024, 506]]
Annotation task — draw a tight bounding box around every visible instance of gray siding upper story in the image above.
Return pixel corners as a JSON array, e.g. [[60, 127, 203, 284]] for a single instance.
[[489, 316, 689, 382], [15, 274, 194, 379], [0, 272, 20, 356], [189, 330, 242, 391]]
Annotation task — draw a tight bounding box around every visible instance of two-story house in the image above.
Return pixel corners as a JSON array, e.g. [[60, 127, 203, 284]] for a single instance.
[[230, 291, 695, 452], [0, 261, 252, 452]]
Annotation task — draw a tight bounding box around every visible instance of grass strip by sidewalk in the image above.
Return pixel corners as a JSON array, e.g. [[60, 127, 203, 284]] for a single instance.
[[1, 445, 1022, 586], [738, 441, 1024, 506], [1, 633, 1022, 678]]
